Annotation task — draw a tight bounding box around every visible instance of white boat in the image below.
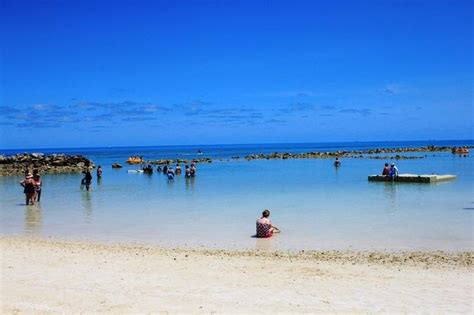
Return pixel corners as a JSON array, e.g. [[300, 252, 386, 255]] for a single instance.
[[127, 169, 144, 173]]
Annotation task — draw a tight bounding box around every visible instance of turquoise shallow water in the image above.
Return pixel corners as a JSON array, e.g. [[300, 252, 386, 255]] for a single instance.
[[1, 141, 473, 251]]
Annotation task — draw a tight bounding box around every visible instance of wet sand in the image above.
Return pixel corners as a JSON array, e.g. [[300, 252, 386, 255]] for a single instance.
[[1, 237, 473, 313]]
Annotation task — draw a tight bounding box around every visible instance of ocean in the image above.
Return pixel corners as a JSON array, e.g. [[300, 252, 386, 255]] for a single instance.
[[1, 140, 473, 252]]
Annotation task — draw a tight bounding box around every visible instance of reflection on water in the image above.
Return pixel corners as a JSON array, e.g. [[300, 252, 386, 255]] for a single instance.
[[166, 177, 175, 190], [24, 204, 42, 234], [383, 182, 399, 214], [81, 191, 93, 223], [254, 237, 275, 251], [185, 177, 195, 192]]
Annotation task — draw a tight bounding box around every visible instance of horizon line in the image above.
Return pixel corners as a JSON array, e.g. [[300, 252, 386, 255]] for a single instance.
[[1, 138, 473, 152]]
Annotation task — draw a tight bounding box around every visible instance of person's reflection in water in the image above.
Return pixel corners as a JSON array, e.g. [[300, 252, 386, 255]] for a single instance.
[[24, 204, 42, 235], [185, 176, 195, 192], [166, 175, 175, 193], [383, 182, 399, 214], [255, 237, 275, 252], [81, 190, 93, 223]]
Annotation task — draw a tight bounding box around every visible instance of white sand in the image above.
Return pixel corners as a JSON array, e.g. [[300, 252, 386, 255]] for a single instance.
[[1, 237, 473, 313]]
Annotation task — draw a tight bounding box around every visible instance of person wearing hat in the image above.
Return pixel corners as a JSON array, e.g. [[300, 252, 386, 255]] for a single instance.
[[388, 163, 399, 177], [20, 171, 36, 205]]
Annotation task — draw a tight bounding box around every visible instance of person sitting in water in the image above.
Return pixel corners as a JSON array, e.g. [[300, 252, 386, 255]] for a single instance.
[[388, 163, 399, 177], [256, 209, 280, 238], [382, 163, 390, 176], [185, 165, 191, 178], [334, 157, 341, 167]]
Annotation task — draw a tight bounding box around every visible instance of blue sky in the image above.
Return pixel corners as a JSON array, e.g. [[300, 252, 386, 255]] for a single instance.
[[1, 0, 472, 149]]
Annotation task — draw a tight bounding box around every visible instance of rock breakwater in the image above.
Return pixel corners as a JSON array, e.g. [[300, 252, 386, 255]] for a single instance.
[[0, 153, 95, 176], [242, 145, 473, 161], [147, 157, 212, 165]]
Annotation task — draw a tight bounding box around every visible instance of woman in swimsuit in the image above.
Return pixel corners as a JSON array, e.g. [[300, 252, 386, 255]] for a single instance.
[[20, 172, 36, 205], [33, 169, 42, 202]]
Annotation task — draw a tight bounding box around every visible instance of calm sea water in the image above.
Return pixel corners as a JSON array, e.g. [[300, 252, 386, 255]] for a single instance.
[[1, 141, 473, 252]]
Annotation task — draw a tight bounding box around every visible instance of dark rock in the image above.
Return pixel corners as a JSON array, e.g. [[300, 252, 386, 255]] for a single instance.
[[0, 153, 95, 176]]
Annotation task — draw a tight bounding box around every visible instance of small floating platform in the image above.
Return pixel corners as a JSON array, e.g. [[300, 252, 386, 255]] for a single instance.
[[368, 174, 456, 183]]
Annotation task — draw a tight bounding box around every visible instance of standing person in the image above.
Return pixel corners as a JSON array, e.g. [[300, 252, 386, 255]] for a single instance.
[[83, 169, 93, 191], [167, 166, 175, 180], [334, 157, 341, 167], [256, 209, 280, 238], [382, 163, 390, 176], [190, 162, 196, 177], [185, 165, 191, 178], [389, 163, 399, 177], [163, 163, 168, 174], [33, 169, 42, 203], [97, 165, 103, 178], [20, 172, 36, 205], [175, 163, 182, 175]]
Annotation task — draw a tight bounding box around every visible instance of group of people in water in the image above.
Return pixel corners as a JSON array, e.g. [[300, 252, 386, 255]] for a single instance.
[[19, 170, 42, 205], [144, 161, 197, 179]]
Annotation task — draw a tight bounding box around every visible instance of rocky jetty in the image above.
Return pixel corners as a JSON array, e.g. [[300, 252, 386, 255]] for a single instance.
[[243, 146, 473, 161], [351, 155, 425, 160], [0, 153, 95, 176], [148, 157, 212, 165]]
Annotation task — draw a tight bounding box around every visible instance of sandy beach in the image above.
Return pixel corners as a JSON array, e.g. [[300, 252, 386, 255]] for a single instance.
[[1, 237, 473, 313]]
